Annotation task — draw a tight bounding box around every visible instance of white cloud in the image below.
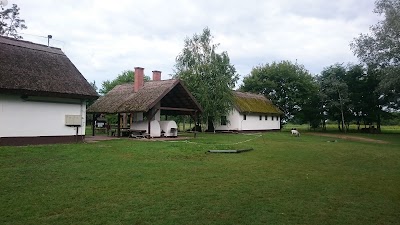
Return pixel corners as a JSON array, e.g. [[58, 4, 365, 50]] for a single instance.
[[10, 0, 379, 86]]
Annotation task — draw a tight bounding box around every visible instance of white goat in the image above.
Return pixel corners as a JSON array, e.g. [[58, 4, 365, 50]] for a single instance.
[[291, 128, 300, 137]]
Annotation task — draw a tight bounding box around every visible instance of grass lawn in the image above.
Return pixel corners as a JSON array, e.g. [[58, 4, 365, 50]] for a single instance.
[[1, 132, 399, 225]]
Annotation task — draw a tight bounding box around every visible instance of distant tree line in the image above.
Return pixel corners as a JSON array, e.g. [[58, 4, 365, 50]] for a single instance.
[[239, 0, 399, 133], [93, 0, 399, 133]]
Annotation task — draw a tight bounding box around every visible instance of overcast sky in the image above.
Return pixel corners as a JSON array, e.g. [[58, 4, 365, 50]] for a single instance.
[[10, 0, 379, 88]]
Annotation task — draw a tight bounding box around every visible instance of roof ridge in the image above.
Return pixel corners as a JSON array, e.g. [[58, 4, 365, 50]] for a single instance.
[[0, 36, 64, 55]]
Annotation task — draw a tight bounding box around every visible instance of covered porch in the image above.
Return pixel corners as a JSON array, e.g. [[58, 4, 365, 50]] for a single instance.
[[87, 68, 203, 138]]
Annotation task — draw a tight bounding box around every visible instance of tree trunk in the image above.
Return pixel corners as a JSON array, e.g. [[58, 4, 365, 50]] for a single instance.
[[183, 116, 186, 132], [340, 108, 346, 133], [207, 117, 215, 132], [338, 90, 346, 133], [377, 113, 381, 133]]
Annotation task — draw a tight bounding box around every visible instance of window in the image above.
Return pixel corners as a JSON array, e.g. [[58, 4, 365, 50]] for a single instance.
[[272, 116, 274, 121], [259, 115, 262, 120], [243, 114, 247, 120], [265, 115, 268, 120], [221, 116, 227, 125]]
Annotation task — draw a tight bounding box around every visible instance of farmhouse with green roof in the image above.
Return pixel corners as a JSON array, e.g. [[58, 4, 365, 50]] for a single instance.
[[214, 91, 283, 131]]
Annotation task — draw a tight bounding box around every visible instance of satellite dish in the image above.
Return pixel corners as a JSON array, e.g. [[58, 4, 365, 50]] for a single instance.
[[0, 0, 8, 6]]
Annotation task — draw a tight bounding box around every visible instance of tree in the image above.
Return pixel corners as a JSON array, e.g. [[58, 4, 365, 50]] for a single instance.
[[174, 27, 239, 131], [0, 4, 27, 39], [99, 70, 150, 95], [319, 64, 350, 132], [318, 63, 388, 132], [295, 84, 324, 130], [351, 0, 400, 109], [86, 81, 98, 109], [240, 60, 315, 123], [89, 80, 98, 93]]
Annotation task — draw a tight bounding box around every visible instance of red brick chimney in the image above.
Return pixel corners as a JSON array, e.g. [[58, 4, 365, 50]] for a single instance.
[[134, 67, 144, 92], [152, 70, 161, 81]]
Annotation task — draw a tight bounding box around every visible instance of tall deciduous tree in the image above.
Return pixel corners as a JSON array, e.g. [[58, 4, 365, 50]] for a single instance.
[[174, 27, 239, 131], [0, 4, 27, 39], [319, 64, 350, 132], [99, 70, 150, 95], [351, 0, 400, 109], [240, 60, 315, 123], [319, 63, 387, 132]]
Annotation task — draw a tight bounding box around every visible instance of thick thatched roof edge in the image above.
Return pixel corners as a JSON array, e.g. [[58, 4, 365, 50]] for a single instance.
[[0, 89, 99, 100], [233, 91, 283, 115], [0, 36, 99, 100]]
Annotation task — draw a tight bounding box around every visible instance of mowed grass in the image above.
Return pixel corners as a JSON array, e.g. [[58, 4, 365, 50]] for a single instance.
[[1, 132, 400, 225]]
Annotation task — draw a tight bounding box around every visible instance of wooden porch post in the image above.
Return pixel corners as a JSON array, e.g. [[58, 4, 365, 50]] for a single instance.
[[130, 113, 133, 127], [147, 111, 151, 137], [194, 111, 198, 138], [117, 113, 121, 137], [92, 113, 95, 136], [123, 113, 127, 128], [183, 115, 186, 132]]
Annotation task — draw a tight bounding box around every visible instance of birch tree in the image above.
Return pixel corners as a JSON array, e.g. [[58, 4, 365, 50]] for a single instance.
[[174, 27, 239, 131]]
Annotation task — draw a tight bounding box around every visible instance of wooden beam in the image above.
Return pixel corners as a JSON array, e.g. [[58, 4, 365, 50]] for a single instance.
[[148, 108, 160, 121], [117, 113, 121, 137], [159, 107, 197, 112], [147, 110, 151, 137], [194, 111, 197, 138], [92, 113, 95, 136]]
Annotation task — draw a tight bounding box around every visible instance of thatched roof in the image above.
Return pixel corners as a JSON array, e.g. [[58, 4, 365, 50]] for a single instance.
[[233, 91, 283, 114], [87, 79, 203, 114], [0, 36, 98, 99]]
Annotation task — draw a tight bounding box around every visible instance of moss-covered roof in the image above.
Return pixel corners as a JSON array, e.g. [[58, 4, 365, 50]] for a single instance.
[[233, 91, 282, 114]]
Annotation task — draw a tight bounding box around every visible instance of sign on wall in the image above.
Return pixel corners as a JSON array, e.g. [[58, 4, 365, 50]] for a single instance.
[[65, 115, 82, 126]]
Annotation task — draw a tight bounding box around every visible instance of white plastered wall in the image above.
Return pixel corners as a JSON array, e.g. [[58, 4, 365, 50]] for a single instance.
[[214, 108, 281, 131], [0, 94, 86, 137]]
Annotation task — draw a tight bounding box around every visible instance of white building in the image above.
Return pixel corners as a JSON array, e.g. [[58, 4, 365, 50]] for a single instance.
[[0, 36, 98, 146], [214, 91, 282, 131]]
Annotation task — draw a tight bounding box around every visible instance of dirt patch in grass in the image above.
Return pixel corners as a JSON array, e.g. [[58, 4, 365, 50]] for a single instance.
[[308, 132, 389, 144]]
